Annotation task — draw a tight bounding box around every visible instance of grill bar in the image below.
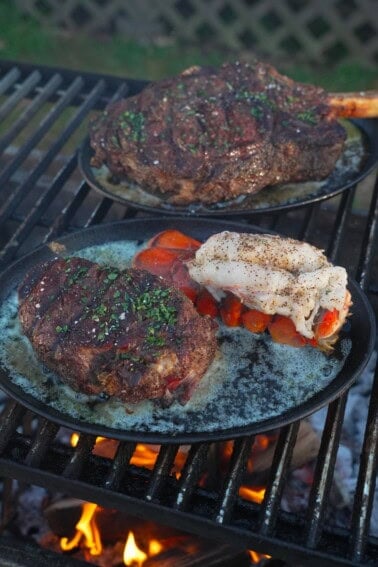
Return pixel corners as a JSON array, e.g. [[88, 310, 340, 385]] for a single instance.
[[215, 436, 252, 524], [0, 74, 63, 155], [104, 441, 136, 490], [348, 366, 378, 561], [0, 79, 105, 231], [0, 70, 41, 122], [82, 196, 114, 228], [356, 175, 378, 288], [305, 395, 348, 548], [24, 419, 60, 468], [327, 189, 355, 264], [0, 76, 84, 190], [2, 455, 377, 567], [174, 443, 211, 511], [0, 400, 26, 454], [1, 429, 378, 565], [0, 67, 21, 96], [62, 434, 97, 479], [259, 421, 300, 536], [0, 61, 377, 566], [44, 181, 91, 240], [296, 205, 317, 242], [144, 444, 179, 501], [0, 154, 78, 265]]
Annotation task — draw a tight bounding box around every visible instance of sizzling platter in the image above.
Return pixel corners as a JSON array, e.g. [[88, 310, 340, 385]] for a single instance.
[[0, 218, 375, 443], [79, 119, 377, 216]]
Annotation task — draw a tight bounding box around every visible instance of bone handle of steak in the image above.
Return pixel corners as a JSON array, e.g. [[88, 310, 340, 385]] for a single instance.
[[327, 91, 378, 118]]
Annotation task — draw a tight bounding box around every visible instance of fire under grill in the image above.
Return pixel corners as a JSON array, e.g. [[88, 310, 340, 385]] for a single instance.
[[0, 60, 377, 567]]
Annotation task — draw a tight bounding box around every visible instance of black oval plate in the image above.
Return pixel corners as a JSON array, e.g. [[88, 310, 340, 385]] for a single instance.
[[0, 218, 375, 444], [79, 119, 378, 216]]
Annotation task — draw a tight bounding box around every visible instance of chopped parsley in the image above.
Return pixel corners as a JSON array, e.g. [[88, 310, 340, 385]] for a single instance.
[[297, 110, 318, 125], [250, 106, 263, 119], [146, 326, 166, 347], [56, 324, 69, 334], [120, 110, 146, 142]]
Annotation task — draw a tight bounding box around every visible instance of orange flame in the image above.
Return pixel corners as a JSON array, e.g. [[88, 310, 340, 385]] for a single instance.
[[148, 539, 163, 556], [64, 435, 272, 564], [122, 530, 164, 565], [130, 444, 159, 469], [249, 549, 271, 563], [71, 434, 189, 479], [70, 433, 107, 448], [239, 485, 266, 504], [60, 502, 102, 556], [123, 531, 147, 566], [130, 444, 188, 479], [70, 433, 80, 447]]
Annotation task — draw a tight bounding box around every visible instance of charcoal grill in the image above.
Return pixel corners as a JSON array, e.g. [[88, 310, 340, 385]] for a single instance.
[[0, 60, 377, 567]]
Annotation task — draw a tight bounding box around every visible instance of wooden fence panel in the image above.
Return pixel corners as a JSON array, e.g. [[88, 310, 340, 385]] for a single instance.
[[14, 0, 378, 67]]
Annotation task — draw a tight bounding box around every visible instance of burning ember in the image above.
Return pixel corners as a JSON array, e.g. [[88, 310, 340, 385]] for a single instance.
[[42, 496, 253, 565], [56, 500, 169, 565], [123, 531, 163, 566], [37, 433, 275, 565], [239, 486, 266, 504], [1, 422, 330, 566], [123, 531, 147, 565], [61, 502, 102, 556], [60, 500, 165, 565]]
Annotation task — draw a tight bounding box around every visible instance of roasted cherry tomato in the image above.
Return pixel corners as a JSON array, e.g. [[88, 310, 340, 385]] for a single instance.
[[132, 247, 180, 277], [314, 308, 339, 340], [170, 260, 199, 302], [241, 309, 272, 333], [195, 288, 219, 318], [220, 294, 243, 327], [268, 315, 307, 347], [148, 229, 201, 251]]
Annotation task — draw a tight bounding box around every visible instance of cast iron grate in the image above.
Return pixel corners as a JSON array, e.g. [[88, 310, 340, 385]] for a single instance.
[[0, 60, 377, 566]]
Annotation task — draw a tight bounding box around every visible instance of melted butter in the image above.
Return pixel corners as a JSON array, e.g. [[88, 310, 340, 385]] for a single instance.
[[0, 241, 352, 436]]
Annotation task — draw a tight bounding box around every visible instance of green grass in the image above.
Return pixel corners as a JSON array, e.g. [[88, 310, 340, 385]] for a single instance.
[[0, 2, 377, 90], [283, 61, 378, 93]]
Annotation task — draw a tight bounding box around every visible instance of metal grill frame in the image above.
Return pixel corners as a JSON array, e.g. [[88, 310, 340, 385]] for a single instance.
[[0, 59, 377, 567]]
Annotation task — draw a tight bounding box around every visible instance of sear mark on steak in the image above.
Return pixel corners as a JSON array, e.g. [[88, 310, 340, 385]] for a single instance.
[[18, 257, 218, 406], [89, 60, 347, 205]]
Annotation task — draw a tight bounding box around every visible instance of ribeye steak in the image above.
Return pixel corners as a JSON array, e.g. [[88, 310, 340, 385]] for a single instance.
[[89, 60, 346, 205], [18, 257, 217, 405]]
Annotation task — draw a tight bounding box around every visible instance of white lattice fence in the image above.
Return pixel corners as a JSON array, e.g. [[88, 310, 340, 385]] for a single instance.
[[15, 0, 378, 67]]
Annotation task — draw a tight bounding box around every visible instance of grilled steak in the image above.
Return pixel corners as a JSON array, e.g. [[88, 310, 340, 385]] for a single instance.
[[89, 60, 347, 205], [18, 257, 218, 405]]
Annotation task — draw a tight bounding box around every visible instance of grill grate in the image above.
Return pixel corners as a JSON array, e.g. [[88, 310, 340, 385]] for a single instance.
[[0, 60, 377, 566]]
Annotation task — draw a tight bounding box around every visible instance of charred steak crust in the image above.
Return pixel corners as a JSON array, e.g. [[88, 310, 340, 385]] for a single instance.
[[18, 257, 218, 405], [89, 60, 346, 205]]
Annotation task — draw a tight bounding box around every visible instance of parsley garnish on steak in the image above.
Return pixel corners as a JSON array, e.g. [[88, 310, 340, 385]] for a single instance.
[[18, 258, 218, 405]]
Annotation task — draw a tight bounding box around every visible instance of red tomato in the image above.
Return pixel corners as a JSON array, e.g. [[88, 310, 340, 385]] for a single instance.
[[195, 288, 219, 318], [170, 260, 199, 302], [242, 309, 272, 333], [220, 294, 243, 327], [132, 247, 180, 277], [268, 315, 307, 347], [314, 309, 339, 340], [148, 229, 201, 251]]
